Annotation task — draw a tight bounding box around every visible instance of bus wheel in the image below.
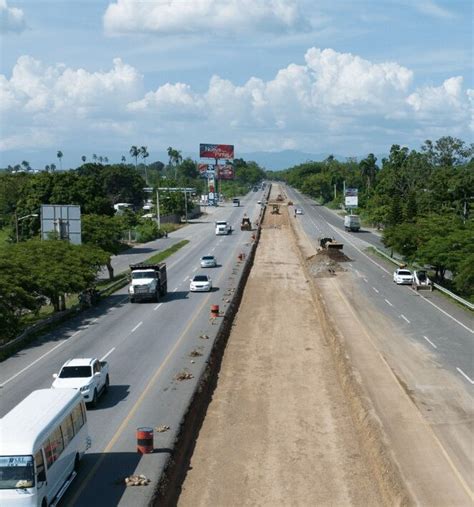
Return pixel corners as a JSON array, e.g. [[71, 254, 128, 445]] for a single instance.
[[104, 375, 110, 393], [74, 454, 80, 472]]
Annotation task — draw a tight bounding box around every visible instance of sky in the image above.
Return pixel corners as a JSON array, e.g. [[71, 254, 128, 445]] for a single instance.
[[0, 0, 472, 169]]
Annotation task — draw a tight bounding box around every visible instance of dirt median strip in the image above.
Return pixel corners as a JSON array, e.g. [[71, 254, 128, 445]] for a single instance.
[[177, 187, 388, 506]]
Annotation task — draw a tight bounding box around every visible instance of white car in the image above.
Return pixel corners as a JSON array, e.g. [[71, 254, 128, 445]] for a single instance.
[[295, 208, 303, 215], [200, 255, 217, 268], [190, 274, 212, 292], [393, 268, 413, 285]]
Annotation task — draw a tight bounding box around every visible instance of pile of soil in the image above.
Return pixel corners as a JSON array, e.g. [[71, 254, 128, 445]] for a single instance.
[[306, 249, 351, 278]]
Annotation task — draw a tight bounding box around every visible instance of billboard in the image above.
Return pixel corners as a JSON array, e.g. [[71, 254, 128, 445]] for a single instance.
[[345, 188, 358, 208], [217, 164, 235, 180], [200, 143, 234, 159], [41, 204, 82, 244]]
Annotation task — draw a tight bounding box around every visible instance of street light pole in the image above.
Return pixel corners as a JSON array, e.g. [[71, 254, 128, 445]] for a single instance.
[[15, 213, 39, 242], [156, 188, 161, 229], [184, 189, 188, 223]]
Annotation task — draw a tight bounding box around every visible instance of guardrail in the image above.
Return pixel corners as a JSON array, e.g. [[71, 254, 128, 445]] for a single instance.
[[372, 246, 473, 311]]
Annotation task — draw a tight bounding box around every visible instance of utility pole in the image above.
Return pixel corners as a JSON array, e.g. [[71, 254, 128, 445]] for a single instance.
[[334, 184, 336, 200], [184, 189, 188, 223], [156, 188, 161, 229]]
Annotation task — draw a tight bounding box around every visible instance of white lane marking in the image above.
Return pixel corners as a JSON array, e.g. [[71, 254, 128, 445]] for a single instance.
[[71, 330, 80, 337], [154, 303, 162, 311], [372, 287, 379, 294], [193, 267, 198, 272], [416, 294, 473, 334], [363, 278, 368, 283], [348, 263, 352, 267], [173, 288, 178, 292], [354, 269, 360, 276], [456, 368, 474, 385], [131, 322, 142, 333], [322, 220, 473, 334], [384, 299, 393, 307], [90, 317, 99, 324], [423, 336, 437, 349], [101, 347, 115, 361], [400, 314, 410, 323], [183, 276, 189, 282], [210, 247, 215, 252], [0, 340, 67, 388]]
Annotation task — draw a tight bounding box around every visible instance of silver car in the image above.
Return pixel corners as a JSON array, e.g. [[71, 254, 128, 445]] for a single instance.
[[190, 274, 212, 292], [393, 268, 413, 285], [200, 255, 217, 268]]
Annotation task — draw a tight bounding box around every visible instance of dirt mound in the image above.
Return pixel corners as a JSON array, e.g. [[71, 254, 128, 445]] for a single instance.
[[306, 249, 351, 278]]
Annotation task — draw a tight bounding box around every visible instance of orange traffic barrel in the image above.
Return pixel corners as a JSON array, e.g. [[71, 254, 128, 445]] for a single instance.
[[210, 304, 219, 318], [137, 427, 154, 454]]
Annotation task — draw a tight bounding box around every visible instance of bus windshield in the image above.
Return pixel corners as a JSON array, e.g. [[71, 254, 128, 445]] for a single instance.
[[0, 456, 34, 489]]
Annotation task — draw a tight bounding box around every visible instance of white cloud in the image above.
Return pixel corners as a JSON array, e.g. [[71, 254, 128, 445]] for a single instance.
[[0, 0, 26, 33], [1, 48, 472, 159], [414, 0, 456, 19], [104, 0, 308, 35]]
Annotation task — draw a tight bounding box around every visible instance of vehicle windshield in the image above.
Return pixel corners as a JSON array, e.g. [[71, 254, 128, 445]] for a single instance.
[[132, 271, 156, 279], [0, 456, 34, 490], [398, 270, 411, 276], [202, 256, 214, 261], [59, 366, 92, 378], [193, 276, 209, 282], [417, 272, 427, 281]]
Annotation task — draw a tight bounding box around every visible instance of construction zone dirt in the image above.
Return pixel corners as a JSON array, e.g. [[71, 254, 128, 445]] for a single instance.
[[177, 185, 391, 506]]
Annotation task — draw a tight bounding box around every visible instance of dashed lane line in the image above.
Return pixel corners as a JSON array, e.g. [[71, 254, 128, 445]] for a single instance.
[[384, 299, 393, 307], [400, 314, 410, 324], [100, 347, 115, 361], [154, 303, 163, 311], [423, 336, 437, 349], [131, 322, 142, 333], [456, 368, 474, 385], [372, 287, 379, 294]]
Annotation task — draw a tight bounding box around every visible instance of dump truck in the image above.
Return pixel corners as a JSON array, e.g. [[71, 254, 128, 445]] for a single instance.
[[241, 216, 252, 231], [128, 262, 167, 302], [319, 237, 343, 250], [412, 270, 433, 291]]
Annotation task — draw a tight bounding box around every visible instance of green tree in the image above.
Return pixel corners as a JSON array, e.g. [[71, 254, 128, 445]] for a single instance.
[[359, 154, 378, 191], [140, 146, 149, 185], [57, 150, 63, 170], [82, 214, 124, 279], [421, 136, 474, 167], [81, 155, 87, 163], [129, 146, 140, 168]]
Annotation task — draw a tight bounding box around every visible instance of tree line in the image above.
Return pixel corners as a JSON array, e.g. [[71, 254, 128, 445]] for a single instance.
[[0, 152, 266, 342], [272, 137, 473, 300]]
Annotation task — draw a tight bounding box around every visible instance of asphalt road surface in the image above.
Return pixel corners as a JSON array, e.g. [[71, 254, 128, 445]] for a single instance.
[[0, 191, 265, 506]]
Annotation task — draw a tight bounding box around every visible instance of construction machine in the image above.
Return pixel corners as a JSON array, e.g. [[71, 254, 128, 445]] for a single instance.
[[240, 216, 252, 231], [319, 237, 343, 250]]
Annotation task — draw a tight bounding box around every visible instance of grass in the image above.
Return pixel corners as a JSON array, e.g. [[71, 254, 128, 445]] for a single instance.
[[144, 239, 189, 264], [0, 226, 11, 245]]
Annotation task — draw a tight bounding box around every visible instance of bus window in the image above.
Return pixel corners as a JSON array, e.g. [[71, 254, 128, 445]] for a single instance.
[[49, 427, 64, 461], [0, 456, 34, 489], [61, 415, 75, 446], [71, 403, 85, 433], [43, 438, 55, 468], [34, 451, 46, 483]]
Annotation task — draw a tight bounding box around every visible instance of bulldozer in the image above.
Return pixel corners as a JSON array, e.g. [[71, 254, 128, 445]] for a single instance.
[[271, 204, 280, 214], [319, 237, 343, 250], [240, 216, 252, 231], [275, 194, 284, 202]]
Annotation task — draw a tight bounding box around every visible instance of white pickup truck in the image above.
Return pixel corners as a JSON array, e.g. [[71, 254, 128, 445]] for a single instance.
[[52, 358, 110, 407], [215, 220, 233, 235]]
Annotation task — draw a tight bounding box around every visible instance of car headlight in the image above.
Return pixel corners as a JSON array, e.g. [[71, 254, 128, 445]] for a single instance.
[[80, 385, 89, 392], [129, 286, 135, 294]]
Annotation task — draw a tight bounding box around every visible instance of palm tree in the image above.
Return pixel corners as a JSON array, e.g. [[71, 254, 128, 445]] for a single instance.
[[21, 160, 30, 172], [81, 155, 86, 163], [104, 156, 109, 164], [98, 156, 103, 164], [45, 164, 50, 172], [129, 146, 140, 168], [121, 155, 126, 164], [50, 163, 56, 172], [92, 154, 98, 162], [140, 146, 149, 184], [167, 147, 182, 179], [57, 150, 63, 170]]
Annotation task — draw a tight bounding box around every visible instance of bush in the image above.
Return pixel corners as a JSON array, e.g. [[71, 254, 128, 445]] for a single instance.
[[135, 221, 159, 242]]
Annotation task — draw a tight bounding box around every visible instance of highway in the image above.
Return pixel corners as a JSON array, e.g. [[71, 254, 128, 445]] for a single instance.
[[286, 185, 474, 495], [0, 191, 264, 506]]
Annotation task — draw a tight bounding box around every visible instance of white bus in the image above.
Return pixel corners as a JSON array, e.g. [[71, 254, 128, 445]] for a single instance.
[[0, 389, 90, 506]]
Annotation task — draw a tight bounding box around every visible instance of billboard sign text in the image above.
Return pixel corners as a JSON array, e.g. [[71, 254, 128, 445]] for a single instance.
[[200, 143, 234, 159]]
